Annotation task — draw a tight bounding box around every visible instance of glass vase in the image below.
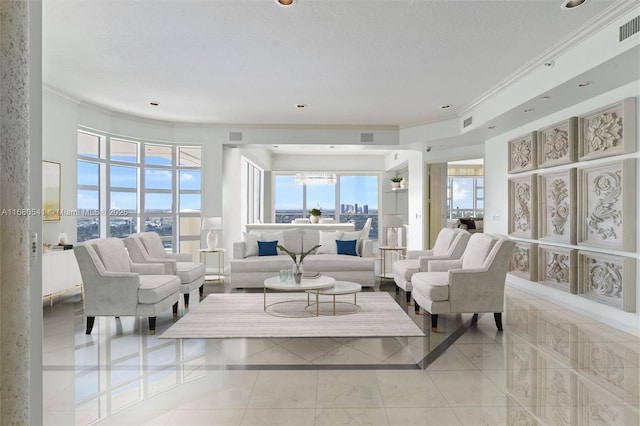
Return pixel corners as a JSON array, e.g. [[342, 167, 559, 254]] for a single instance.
[[293, 261, 303, 284]]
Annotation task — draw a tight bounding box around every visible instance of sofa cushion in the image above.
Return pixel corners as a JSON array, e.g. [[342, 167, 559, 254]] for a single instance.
[[412, 272, 449, 302], [260, 231, 285, 254], [231, 255, 293, 273], [175, 261, 206, 283], [258, 240, 279, 256], [304, 254, 374, 272], [302, 229, 320, 253], [138, 274, 180, 304], [336, 240, 358, 256], [431, 228, 456, 256], [93, 238, 131, 272], [281, 228, 303, 254], [393, 259, 420, 281], [140, 232, 168, 259], [317, 231, 343, 254], [462, 233, 494, 269], [243, 232, 261, 257]]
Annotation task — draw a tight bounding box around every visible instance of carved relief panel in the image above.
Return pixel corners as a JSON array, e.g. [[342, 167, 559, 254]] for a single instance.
[[509, 242, 537, 281], [579, 98, 637, 161], [508, 131, 537, 173], [538, 169, 576, 244], [537, 118, 578, 168], [509, 174, 537, 239], [577, 159, 636, 252], [538, 245, 577, 294], [577, 251, 636, 312]]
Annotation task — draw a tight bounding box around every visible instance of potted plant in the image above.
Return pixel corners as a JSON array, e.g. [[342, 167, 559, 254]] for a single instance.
[[390, 176, 403, 189], [309, 208, 322, 223]]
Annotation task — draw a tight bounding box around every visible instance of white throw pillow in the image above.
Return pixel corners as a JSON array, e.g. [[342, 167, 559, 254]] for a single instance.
[[316, 231, 344, 254], [342, 230, 363, 255], [243, 232, 261, 257], [260, 231, 285, 254]]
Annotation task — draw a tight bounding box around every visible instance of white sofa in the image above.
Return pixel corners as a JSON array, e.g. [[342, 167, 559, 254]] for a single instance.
[[231, 228, 375, 288]]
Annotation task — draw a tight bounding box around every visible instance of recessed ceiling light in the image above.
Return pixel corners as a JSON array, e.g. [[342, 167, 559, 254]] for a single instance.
[[149, 102, 159, 106], [275, 0, 297, 7], [329, 146, 335, 148], [561, 0, 587, 10], [524, 108, 535, 113], [578, 81, 593, 87], [296, 104, 306, 108], [543, 60, 555, 68], [440, 104, 452, 109], [539, 96, 551, 101], [488, 126, 496, 129], [273, 145, 279, 148]]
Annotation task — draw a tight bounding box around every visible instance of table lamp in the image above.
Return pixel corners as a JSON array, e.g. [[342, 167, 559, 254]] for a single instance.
[[202, 217, 222, 249], [382, 214, 403, 248]]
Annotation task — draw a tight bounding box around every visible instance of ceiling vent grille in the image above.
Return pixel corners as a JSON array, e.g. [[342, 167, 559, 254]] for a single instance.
[[229, 131, 243, 142], [463, 116, 473, 128], [360, 132, 374, 143], [620, 16, 639, 42]]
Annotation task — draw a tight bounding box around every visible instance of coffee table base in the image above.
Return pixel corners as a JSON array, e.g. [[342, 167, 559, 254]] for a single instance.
[[264, 288, 323, 318]]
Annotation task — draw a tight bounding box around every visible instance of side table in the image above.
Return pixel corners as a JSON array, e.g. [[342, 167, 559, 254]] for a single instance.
[[199, 248, 225, 282], [378, 246, 406, 279]]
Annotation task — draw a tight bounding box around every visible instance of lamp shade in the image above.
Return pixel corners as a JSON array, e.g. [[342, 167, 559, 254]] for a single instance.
[[202, 217, 222, 230], [382, 214, 403, 228]]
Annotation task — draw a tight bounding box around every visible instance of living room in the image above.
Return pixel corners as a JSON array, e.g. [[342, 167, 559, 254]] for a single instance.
[[1, 0, 639, 424]]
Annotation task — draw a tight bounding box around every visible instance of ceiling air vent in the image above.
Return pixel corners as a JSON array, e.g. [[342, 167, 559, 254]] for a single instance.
[[463, 116, 473, 128], [360, 132, 374, 143], [229, 131, 243, 142], [620, 16, 640, 42]]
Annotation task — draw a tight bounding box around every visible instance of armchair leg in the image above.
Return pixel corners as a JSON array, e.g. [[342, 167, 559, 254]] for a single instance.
[[148, 317, 156, 335], [405, 291, 411, 306], [199, 284, 204, 300], [395, 284, 399, 294], [414, 302, 420, 315], [173, 301, 179, 318], [431, 314, 438, 332], [494, 313, 503, 331], [85, 316, 95, 334], [184, 293, 190, 308]]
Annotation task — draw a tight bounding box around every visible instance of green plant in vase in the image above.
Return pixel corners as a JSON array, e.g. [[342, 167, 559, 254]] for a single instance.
[[309, 208, 322, 223], [277, 244, 321, 284]]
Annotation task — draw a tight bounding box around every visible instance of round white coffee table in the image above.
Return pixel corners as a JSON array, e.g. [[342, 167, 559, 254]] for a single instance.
[[306, 281, 362, 316], [263, 275, 335, 317]]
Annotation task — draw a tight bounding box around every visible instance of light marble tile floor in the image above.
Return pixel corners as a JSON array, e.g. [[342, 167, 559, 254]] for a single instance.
[[42, 284, 639, 425]]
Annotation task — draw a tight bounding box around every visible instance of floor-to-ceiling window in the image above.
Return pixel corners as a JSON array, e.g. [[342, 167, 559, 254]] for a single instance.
[[243, 157, 264, 225], [446, 159, 484, 220], [76, 130, 202, 256], [274, 173, 379, 239]]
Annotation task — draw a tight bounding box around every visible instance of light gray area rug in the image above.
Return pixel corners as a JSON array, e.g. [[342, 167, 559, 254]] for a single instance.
[[161, 292, 425, 338]]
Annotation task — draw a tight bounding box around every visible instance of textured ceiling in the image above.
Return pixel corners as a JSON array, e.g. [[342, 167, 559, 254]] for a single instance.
[[44, 0, 617, 127]]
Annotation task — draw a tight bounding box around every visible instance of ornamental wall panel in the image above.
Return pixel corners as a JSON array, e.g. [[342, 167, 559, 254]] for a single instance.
[[508, 174, 537, 239], [537, 118, 578, 168], [538, 169, 576, 244], [509, 242, 537, 281], [508, 131, 537, 173], [577, 251, 636, 312], [577, 159, 636, 252], [538, 245, 577, 294], [578, 98, 637, 161]]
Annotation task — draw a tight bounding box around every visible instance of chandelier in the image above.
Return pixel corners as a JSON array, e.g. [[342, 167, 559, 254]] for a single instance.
[[295, 172, 337, 185]]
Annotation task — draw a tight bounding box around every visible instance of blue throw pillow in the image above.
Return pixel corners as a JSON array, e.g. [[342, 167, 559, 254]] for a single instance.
[[257, 240, 278, 256], [336, 239, 358, 256]]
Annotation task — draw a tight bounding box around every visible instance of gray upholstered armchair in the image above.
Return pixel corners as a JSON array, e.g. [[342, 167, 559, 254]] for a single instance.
[[392, 228, 470, 305], [74, 238, 181, 335], [124, 232, 206, 308], [411, 233, 515, 332]]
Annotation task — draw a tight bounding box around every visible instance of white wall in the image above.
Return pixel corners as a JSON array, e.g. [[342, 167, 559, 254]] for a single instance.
[[485, 81, 640, 332]]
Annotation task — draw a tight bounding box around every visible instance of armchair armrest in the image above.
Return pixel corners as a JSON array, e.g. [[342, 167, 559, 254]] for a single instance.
[[84, 273, 140, 315], [448, 268, 506, 313], [233, 242, 245, 259], [166, 252, 192, 262], [407, 249, 433, 259], [131, 262, 165, 275], [426, 259, 463, 272], [418, 254, 458, 270]]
